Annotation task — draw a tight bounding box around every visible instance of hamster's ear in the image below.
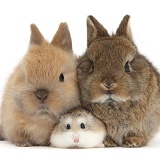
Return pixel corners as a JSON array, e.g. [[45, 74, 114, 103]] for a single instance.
[[59, 116, 64, 122], [87, 15, 110, 47], [51, 23, 72, 53], [30, 24, 45, 45], [116, 15, 133, 41], [88, 113, 93, 121]]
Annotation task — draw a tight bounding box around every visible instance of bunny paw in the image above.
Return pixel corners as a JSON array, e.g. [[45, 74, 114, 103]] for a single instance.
[[15, 141, 33, 147], [103, 137, 117, 147], [123, 137, 146, 148]]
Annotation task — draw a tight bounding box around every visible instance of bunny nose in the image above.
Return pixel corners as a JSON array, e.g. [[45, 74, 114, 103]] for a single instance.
[[103, 83, 114, 89], [35, 89, 49, 102], [102, 78, 117, 90]]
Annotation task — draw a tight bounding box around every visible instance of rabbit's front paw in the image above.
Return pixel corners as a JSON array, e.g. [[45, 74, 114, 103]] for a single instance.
[[15, 141, 33, 147], [123, 137, 147, 147], [103, 136, 117, 147]]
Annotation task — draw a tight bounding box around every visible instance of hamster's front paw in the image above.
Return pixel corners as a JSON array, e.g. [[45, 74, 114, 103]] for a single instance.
[[103, 136, 117, 147], [123, 137, 147, 147], [96, 143, 105, 148], [70, 146, 79, 149]]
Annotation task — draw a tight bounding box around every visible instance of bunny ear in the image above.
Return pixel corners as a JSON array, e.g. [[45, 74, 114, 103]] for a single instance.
[[51, 23, 72, 53], [30, 24, 45, 45], [87, 15, 110, 47], [116, 15, 133, 41]]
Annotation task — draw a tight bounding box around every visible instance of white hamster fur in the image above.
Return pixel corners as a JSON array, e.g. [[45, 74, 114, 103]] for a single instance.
[[50, 107, 106, 148]]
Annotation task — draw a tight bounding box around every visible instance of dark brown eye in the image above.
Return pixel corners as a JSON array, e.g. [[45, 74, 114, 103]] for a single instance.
[[66, 124, 71, 129], [125, 61, 130, 72], [80, 123, 85, 129], [91, 64, 94, 72], [59, 73, 64, 82], [88, 64, 94, 73]]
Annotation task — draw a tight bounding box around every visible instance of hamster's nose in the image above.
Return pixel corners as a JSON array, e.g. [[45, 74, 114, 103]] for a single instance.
[[73, 137, 79, 143], [72, 135, 80, 143], [35, 89, 49, 102]]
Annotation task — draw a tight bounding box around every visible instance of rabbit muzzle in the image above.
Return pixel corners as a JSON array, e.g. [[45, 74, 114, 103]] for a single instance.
[[35, 89, 49, 103]]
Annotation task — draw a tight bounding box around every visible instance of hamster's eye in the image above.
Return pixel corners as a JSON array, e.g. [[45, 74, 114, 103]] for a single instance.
[[66, 124, 71, 129], [59, 73, 64, 82], [125, 61, 130, 72], [80, 123, 85, 129]]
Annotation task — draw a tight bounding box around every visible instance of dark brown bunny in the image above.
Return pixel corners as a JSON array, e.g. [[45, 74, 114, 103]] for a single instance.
[[77, 15, 160, 147]]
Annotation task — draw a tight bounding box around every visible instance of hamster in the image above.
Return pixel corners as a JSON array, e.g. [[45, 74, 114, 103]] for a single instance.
[[1, 22, 80, 146], [50, 108, 106, 148], [77, 15, 160, 147]]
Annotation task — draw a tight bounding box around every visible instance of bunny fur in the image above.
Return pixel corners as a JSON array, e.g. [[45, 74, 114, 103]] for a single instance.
[[0, 23, 80, 146], [77, 15, 160, 147]]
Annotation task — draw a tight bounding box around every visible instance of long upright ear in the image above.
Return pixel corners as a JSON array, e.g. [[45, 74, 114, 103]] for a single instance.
[[51, 23, 72, 52], [87, 15, 110, 47], [30, 24, 45, 45], [116, 15, 132, 41]]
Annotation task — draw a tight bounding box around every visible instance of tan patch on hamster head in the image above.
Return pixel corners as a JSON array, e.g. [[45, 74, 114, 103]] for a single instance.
[[58, 108, 98, 133], [78, 15, 158, 104], [15, 23, 79, 117]]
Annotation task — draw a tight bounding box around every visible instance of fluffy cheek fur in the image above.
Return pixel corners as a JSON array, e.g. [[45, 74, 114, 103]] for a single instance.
[[50, 130, 106, 148], [20, 91, 63, 116], [127, 60, 158, 102], [18, 71, 79, 117]]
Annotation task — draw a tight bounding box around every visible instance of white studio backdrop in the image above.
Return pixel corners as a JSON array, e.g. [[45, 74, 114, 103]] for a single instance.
[[0, 1, 160, 159]]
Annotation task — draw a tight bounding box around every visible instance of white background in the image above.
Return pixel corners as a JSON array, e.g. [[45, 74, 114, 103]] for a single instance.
[[0, 0, 160, 159]]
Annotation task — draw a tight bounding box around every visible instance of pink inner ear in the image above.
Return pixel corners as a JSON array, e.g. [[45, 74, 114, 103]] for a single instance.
[[30, 24, 45, 45], [50, 22, 72, 52], [87, 15, 110, 47], [116, 15, 133, 41]]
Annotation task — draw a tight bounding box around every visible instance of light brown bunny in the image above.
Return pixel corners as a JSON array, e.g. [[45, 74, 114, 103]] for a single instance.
[[0, 122, 4, 140], [0, 22, 80, 146], [77, 15, 160, 147]]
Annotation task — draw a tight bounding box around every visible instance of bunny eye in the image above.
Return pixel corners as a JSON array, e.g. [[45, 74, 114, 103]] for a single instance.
[[80, 123, 85, 129], [91, 64, 94, 72], [125, 61, 130, 72], [89, 64, 94, 73], [66, 124, 71, 129], [59, 73, 64, 82]]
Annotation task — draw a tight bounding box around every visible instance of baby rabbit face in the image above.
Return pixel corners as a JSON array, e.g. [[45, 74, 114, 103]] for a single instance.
[[86, 37, 137, 103], [78, 15, 157, 105], [14, 23, 79, 118]]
